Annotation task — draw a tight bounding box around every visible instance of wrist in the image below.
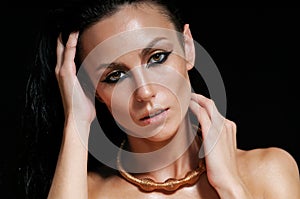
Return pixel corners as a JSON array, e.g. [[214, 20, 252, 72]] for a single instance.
[[64, 114, 93, 128], [63, 115, 91, 146]]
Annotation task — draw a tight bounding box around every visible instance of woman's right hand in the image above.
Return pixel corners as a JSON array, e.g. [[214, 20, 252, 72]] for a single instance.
[[55, 32, 96, 127], [48, 32, 93, 199]]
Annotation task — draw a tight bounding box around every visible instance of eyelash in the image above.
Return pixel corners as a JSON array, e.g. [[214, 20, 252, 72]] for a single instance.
[[102, 51, 172, 84], [147, 51, 172, 67]]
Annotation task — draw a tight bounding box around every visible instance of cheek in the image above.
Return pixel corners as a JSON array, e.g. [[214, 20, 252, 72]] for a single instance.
[[175, 58, 190, 79], [96, 86, 113, 111], [103, 82, 134, 119], [163, 65, 191, 118]]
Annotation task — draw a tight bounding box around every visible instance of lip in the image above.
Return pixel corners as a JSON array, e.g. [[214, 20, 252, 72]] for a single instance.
[[140, 108, 169, 125]]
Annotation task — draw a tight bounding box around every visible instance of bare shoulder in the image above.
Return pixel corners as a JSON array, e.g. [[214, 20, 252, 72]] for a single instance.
[[237, 147, 299, 174], [237, 147, 300, 198], [88, 170, 106, 199], [87, 167, 120, 199], [87, 166, 136, 199]]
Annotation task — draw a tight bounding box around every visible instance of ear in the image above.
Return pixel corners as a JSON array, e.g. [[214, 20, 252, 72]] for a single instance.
[[183, 24, 195, 71]]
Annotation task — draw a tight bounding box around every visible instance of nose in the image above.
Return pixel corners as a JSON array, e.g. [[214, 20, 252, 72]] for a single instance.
[[133, 68, 155, 102]]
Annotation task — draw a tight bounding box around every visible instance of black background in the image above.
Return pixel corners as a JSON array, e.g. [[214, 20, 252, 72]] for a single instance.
[[1, 5, 299, 198]]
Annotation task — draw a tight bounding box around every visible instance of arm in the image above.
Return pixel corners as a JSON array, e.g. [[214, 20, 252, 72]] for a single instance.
[[47, 32, 96, 199], [189, 93, 254, 199], [262, 147, 300, 199], [47, 120, 89, 199], [189, 93, 300, 198]]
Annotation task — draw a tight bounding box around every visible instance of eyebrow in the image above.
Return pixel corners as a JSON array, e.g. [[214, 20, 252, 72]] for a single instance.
[[98, 37, 168, 70], [140, 37, 168, 57]]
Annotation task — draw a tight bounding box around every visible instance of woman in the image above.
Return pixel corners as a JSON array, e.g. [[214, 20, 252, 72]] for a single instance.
[[19, 0, 300, 198]]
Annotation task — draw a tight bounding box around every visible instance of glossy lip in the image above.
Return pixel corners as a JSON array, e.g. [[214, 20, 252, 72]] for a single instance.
[[139, 108, 169, 125]]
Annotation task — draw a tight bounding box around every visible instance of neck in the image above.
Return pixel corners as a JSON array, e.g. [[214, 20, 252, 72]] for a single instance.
[[125, 116, 201, 182]]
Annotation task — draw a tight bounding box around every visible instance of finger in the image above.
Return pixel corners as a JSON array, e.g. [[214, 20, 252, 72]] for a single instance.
[[189, 100, 211, 134], [190, 93, 215, 117], [62, 31, 79, 67], [55, 33, 64, 75], [224, 119, 238, 149], [191, 93, 224, 121], [189, 100, 217, 159]]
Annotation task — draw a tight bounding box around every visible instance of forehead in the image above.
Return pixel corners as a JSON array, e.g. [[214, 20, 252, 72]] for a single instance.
[[80, 4, 175, 58]]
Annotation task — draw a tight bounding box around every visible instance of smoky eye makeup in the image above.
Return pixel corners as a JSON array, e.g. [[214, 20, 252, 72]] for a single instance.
[[100, 63, 129, 84], [99, 39, 175, 84], [102, 70, 128, 83], [100, 50, 173, 84], [147, 50, 172, 67]]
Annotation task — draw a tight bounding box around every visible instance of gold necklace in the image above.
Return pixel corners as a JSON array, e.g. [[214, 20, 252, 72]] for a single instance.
[[116, 140, 206, 192]]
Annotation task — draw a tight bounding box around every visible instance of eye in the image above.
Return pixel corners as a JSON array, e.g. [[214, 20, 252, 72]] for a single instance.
[[102, 70, 127, 83], [147, 51, 172, 67]]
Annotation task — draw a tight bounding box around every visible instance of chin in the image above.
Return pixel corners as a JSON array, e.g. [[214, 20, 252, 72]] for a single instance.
[[145, 124, 178, 143]]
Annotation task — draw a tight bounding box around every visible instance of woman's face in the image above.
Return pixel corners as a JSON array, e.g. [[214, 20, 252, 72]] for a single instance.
[[80, 4, 195, 142]]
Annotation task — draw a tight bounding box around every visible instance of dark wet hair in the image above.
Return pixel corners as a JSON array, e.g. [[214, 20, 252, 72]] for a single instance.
[[18, 0, 190, 198]]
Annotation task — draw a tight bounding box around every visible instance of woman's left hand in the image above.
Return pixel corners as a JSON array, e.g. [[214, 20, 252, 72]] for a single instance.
[[189, 93, 247, 196]]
